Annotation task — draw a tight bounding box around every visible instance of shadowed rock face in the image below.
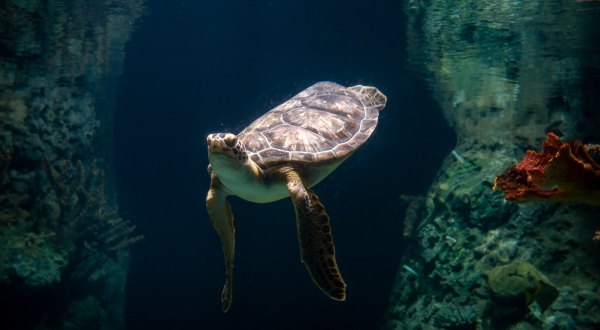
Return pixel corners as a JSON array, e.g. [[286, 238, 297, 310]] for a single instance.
[[385, 1, 600, 329], [0, 0, 144, 329]]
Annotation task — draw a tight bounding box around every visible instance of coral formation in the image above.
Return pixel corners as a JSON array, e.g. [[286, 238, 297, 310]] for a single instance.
[[494, 133, 600, 206], [0, 0, 145, 329]]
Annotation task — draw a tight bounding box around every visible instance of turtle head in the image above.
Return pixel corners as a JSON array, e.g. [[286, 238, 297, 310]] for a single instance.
[[207, 133, 247, 162], [207, 133, 259, 183]]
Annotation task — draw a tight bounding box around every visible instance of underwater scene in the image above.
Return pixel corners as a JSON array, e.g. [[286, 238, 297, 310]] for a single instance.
[[1, 0, 599, 329]]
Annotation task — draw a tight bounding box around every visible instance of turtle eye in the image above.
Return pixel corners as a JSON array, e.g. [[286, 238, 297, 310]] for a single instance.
[[224, 135, 238, 148]]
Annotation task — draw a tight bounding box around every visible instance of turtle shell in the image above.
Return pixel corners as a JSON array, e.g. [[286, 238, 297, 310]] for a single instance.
[[238, 81, 386, 168]]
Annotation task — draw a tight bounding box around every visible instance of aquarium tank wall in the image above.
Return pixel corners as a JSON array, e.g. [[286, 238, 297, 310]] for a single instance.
[[1, 0, 599, 330]]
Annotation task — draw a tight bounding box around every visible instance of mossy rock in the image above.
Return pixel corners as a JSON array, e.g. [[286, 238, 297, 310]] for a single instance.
[[487, 260, 559, 313]]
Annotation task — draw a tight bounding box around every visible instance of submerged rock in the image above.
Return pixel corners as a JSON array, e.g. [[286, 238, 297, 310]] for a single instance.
[[385, 1, 600, 329], [487, 260, 559, 320], [0, 0, 145, 329]]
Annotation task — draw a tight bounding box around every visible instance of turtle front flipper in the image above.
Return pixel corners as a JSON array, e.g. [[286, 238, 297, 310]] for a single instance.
[[206, 172, 236, 312], [284, 168, 347, 301]]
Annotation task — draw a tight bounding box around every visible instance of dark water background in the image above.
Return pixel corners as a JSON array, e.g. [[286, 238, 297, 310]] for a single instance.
[[114, 1, 454, 329]]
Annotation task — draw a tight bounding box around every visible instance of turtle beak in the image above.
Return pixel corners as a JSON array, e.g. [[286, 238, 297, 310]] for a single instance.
[[206, 134, 218, 155], [206, 134, 215, 145]]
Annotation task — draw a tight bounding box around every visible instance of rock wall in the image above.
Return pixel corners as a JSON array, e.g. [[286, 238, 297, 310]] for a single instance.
[[0, 1, 144, 329], [385, 1, 600, 329]]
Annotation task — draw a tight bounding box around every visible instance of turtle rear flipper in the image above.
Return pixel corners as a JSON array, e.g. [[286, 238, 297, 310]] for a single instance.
[[206, 173, 235, 312], [348, 85, 387, 112], [285, 168, 347, 301]]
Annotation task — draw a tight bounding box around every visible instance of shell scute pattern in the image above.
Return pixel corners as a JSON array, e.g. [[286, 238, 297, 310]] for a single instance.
[[300, 94, 364, 118], [238, 82, 383, 168], [263, 125, 336, 153], [283, 106, 360, 143], [290, 152, 317, 162], [242, 132, 270, 152], [283, 108, 345, 135], [258, 148, 290, 162]]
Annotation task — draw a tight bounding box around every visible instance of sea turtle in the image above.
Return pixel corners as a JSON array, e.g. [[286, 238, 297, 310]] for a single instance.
[[206, 81, 387, 312]]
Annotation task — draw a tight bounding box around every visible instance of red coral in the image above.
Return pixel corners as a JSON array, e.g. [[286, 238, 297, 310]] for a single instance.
[[494, 133, 600, 206]]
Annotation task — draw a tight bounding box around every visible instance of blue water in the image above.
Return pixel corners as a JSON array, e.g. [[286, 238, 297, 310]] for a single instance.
[[114, 1, 453, 329]]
